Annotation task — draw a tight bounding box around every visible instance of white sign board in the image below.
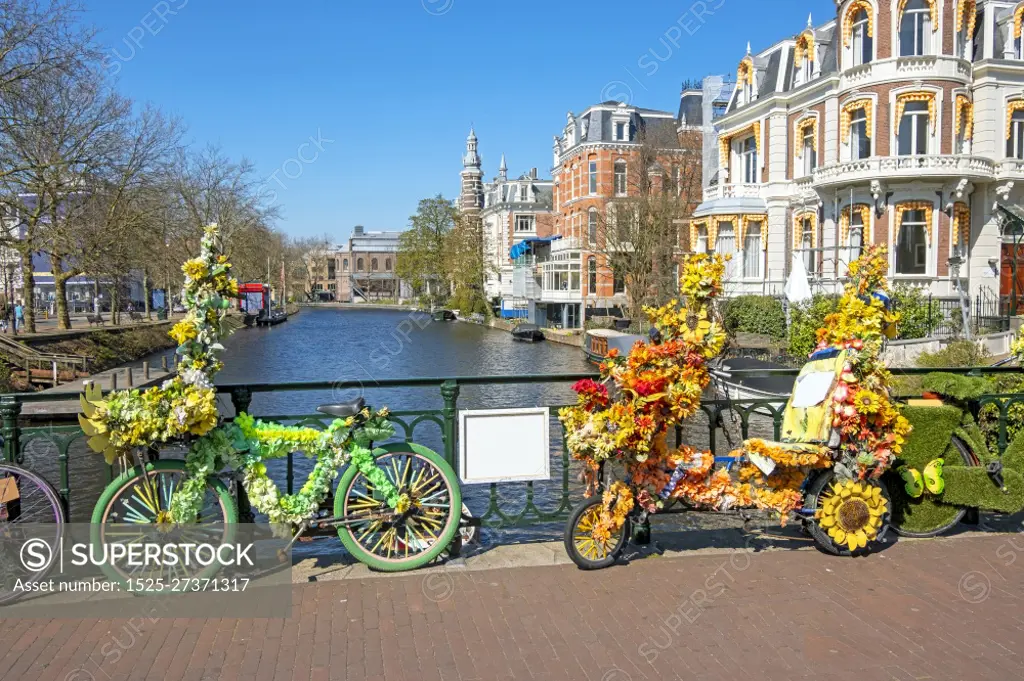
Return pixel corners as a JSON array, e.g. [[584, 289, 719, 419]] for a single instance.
[[459, 408, 550, 484]]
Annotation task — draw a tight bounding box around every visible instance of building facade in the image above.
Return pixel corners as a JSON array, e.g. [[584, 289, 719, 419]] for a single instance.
[[692, 0, 1024, 307], [540, 101, 689, 328], [480, 157, 555, 317], [324, 226, 410, 303]]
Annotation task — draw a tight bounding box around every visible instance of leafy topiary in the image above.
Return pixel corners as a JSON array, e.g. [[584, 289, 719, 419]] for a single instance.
[[921, 372, 994, 401], [891, 284, 931, 339], [722, 295, 786, 340]]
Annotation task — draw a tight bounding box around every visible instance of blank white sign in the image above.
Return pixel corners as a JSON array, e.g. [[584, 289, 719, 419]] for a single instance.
[[459, 408, 550, 484]]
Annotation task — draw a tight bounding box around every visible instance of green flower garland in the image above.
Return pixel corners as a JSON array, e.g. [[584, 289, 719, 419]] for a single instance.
[[169, 409, 401, 526]]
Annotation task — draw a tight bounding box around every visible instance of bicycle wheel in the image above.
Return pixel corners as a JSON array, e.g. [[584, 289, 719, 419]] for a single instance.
[[91, 460, 237, 591], [564, 495, 630, 570], [889, 437, 976, 538], [0, 463, 64, 605], [805, 470, 891, 557], [335, 443, 461, 572]]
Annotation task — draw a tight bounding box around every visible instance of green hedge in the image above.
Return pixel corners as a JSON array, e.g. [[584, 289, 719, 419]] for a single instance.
[[787, 294, 839, 358], [721, 296, 786, 340], [891, 284, 930, 340]]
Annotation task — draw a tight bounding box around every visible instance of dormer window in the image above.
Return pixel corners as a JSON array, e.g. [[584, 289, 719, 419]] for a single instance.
[[615, 122, 627, 141], [519, 184, 528, 201], [899, 0, 933, 57], [794, 30, 815, 85], [850, 8, 872, 65], [737, 56, 756, 105]]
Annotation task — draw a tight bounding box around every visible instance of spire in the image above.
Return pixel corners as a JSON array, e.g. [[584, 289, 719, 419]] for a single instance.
[[807, 13, 813, 29], [498, 153, 507, 180], [463, 127, 480, 170], [746, 41, 751, 55]]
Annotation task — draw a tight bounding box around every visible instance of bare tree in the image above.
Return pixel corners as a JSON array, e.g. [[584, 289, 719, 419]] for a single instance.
[[291, 234, 333, 301], [593, 124, 702, 320]]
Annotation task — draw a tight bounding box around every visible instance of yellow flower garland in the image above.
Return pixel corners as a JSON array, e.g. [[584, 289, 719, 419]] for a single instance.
[[794, 29, 815, 65], [952, 202, 970, 248], [793, 210, 817, 249], [1006, 100, 1024, 141], [840, 204, 872, 244], [741, 215, 768, 250], [956, 0, 977, 36], [794, 117, 817, 159], [954, 94, 974, 141], [898, 0, 937, 31], [1015, 2, 1024, 40]]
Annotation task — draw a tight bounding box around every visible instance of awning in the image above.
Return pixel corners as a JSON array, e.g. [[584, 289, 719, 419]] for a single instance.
[[692, 196, 767, 219], [510, 236, 562, 260]]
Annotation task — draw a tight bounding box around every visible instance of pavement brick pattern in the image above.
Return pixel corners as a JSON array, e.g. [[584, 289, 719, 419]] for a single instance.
[[1, 534, 1023, 681]]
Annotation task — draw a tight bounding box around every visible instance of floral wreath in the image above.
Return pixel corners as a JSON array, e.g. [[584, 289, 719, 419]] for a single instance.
[[80, 225, 401, 526]]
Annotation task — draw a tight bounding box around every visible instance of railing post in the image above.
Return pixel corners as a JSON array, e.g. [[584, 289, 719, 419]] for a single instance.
[[229, 386, 255, 522], [0, 397, 22, 464], [440, 380, 460, 469]]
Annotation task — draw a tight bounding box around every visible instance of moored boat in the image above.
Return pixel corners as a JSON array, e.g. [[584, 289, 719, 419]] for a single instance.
[[432, 310, 456, 322], [583, 328, 645, 364], [511, 323, 544, 342], [710, 356, 794, 401]]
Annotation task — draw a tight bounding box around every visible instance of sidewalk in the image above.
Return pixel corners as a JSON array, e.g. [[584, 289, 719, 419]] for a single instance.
[[2, 530, 1023, 680]]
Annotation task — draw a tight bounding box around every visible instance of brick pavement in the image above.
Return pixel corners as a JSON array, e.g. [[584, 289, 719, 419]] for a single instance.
[[2, 533, 1023, 681]]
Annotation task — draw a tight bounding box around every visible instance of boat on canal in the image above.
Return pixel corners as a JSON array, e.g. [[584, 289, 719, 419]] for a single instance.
[[257, 308, 289, 327], [511, 323, 544, 343], [582, 328, 645, 364], [710, 356, 794, 401], [432, 310, 456, 322]]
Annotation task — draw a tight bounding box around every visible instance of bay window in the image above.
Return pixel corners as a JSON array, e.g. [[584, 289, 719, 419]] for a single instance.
[[1008, 110, 1024, 159], [850, 108, 871, 159], [740, 136, 758, 184], [899, 0, 931, 57], [717, 222, 736, 278], [696, 226, 708, 254], [898, 101, 930, 156], [850, 9, 873, 65], [743, 222, 761, 278], [896, 210, 928, 275]]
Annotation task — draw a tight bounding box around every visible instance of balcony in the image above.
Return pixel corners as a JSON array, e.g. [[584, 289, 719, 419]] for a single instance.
[[702, 183, 764, 201], [551, 236, 583, 252], [540, 288, 583, 303], [996, 159, 1024, 179], [838, 55, 971, 92], [812, 155, 995, 188]]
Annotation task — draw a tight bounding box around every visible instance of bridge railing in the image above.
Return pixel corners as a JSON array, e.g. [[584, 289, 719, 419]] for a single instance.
[[2, 366, 1023, 528]]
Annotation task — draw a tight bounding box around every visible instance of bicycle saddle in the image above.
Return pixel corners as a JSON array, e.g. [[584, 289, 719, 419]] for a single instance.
[[317, 397, 366, 418]]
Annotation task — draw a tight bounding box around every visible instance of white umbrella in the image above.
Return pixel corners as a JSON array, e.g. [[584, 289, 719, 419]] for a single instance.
[[785, 252, 813, 306]]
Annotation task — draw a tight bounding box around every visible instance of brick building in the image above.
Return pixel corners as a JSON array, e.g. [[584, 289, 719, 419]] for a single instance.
[[692, 1, 1024, 308], [324, 226, 410, 303]]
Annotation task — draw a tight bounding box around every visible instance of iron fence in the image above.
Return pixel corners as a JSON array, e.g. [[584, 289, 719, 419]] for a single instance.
[[2, 367, 1024, 528]]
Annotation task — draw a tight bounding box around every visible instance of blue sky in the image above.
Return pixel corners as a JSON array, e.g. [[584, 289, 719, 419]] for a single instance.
[[85, 0, 834, 241]]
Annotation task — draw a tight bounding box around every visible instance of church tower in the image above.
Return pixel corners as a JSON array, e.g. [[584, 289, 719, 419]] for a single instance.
[[459, 128, 484, 214]]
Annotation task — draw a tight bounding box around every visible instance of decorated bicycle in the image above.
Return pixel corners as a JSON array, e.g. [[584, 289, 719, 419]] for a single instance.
[[560, 246, 912, 568], [79, 225, 463, 576]]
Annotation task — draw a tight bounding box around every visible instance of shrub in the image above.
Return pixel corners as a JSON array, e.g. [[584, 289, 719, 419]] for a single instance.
[[722, 296, 786, 340], [787, 294, 839, 358], [915, 340, 990, 369], [891, 284, 931, 340]]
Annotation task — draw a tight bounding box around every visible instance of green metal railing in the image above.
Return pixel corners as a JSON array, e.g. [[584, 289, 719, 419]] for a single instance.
[[2, 367, 1023, 526]]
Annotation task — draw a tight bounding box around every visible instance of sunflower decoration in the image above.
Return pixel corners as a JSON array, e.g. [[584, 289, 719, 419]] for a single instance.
[[816, 479, 889, 551]]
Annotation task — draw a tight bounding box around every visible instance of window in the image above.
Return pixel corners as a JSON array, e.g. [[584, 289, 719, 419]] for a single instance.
[[327, 259, 336, 279], [588, 160, 597, 194], [801, 218, 815, 275], [801, 125, 817, 176], [740, 136, 758, 184], [613, 269, 625, 294], [614, 160, 627, 196], [696, 226, 708, 254], [342, 258, 349, 272], [371, 258, 379, 272], [899, 0, 931, 57], [588, 257, 597, 294], [898, 101, 929, 155], [896, 210, 928, 275], [849, 108, 871, 159], [669, 165, 679, 194], [615, 122, 626, 140], [515, 215, 535, 232], [850, 8, 873, 65], [796, 55, 812, 85], [1008, 110, 1024, 159], [520, 184, 528, 201], [384, 258, 391, 271], [742, 80, 754, 105], [588, 209, 598, 244], [743, 222, 761, 278], [356, 257, 364, 271], [848, 211, 865, 265]]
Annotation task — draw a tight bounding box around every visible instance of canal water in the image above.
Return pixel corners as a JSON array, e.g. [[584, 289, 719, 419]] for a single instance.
[[25, 307, 779, 553]]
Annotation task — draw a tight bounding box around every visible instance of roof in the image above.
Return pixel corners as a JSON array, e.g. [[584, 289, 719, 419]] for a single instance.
[[678, 92, 704, 126]]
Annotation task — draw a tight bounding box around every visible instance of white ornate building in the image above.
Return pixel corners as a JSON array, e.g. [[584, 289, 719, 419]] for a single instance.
[[691, 0, 1024, 306]]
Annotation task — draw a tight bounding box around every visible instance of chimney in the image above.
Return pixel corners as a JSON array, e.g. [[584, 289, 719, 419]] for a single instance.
[[353, 225, 364, 236], [530, 168, 538, 179]]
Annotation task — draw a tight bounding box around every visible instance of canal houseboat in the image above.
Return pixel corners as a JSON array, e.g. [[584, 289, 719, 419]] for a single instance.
[[582, 328, 645, 364]]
